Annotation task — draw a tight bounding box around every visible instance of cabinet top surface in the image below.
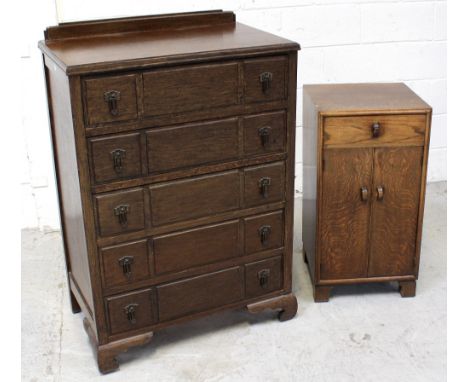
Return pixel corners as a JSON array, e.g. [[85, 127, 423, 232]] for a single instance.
[[304, 83, 431, 113], [38, 11, 299, 75]]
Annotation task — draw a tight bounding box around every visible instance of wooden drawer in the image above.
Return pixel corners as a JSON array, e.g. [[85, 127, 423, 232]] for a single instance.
[[323, 114, 427, 147], [95, 189, 145, 236], [245, 256, 283, 298], [143, 62, 239, 117], [157, 267, 244, 321], [146, 118, 239, 173], [243, 111, 286, 156], [244, 162, 285, 207], [106, 288, 155, 335], [150, 170, 240, 226], [245, 211, 284, 254], [153, 220, 240, 274], [101, 240, 149, 288], [89, 133, 142, 183], [244, 56, 287, 103], [84, 74, 138, 125]]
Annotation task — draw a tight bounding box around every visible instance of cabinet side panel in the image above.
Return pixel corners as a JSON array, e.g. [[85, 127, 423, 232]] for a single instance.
[[302, 90, 317, 279], [45, 60, 94, 316]]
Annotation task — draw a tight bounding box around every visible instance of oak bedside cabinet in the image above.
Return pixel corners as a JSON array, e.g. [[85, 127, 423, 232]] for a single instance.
[[302, 83, 432, 302], [39, 11, 299, 373]]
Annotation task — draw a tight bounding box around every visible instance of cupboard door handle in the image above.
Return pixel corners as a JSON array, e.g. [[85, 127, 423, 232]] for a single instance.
[[376, 186, 384, 201], [118, 256, 134, 279], [259, 72, 273, 93], [259, 177, 271, 198], [110, 148, 126, 173], [371, 122, 381, 138], [114, 204, 130, 226], [103, 90, 121, 116], [259, 225, 272, 245], [258, 269, 270, 289], [360, 187, 369, 202], [258, 126, 271, 147], [124, 303, 138, 324]]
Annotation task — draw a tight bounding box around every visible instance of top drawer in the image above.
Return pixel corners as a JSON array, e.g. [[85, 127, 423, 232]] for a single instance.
[[323, 114, 427, 147]]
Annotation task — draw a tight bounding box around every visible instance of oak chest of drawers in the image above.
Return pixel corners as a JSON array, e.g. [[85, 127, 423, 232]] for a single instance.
[[302, 83, 432, 302], [39, 11, 299, 373]]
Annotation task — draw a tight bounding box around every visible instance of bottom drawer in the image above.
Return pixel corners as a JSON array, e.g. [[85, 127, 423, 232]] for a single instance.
[[106, 288, 156, 335], [245, 256, 283, 298], [157, 267, 244, 321]]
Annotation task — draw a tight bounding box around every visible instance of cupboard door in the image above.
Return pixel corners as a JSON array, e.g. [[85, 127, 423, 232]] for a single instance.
[[368, 147, 423, 277], [319, 149, 373, 280]]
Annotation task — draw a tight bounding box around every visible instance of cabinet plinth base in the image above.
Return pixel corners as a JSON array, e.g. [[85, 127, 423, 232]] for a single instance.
[[247, 293, 298, 321], [399, 280, 417, 297], [83, 318, 153, 374]]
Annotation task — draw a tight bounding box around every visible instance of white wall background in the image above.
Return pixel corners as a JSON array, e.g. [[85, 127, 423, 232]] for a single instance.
[[21, 0, 447, 230]]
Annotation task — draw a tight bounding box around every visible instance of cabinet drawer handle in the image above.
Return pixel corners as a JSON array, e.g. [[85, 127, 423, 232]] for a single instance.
[[260, 72, 273, 93], [360, 186, 369, 202], [103, 90, 121, 116], [258, 126, 271, 147], [376, 186, 384, 201], [114, 204, 130, 226], [259, 225, 272, 245], [259, 177, 271, 198], [258, 269, 270, 289], [124, 303, 138, 324], [110, 148, 126, 173], [371, 122, 381, 138], [118, 256, 134, 278]]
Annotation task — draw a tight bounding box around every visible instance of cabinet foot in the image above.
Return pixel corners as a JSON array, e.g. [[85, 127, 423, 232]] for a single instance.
[[247, 293, 298, 322], [83, 318, 153, 374], [313, 285, 332, 302], [399, 281, 416, 298]]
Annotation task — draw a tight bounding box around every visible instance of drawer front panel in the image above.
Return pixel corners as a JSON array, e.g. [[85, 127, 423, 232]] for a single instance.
[[143, 63, 239, 117], [245, 256, 283, 298], [153, 220, 240, 274], [107, 288, 155, 334], [244, 162, 285, 207], [150, 171, 240, 226], [90, 133, 142, 183], [244, 111, 286, 156], [244, 56, 287, 103], [84, 74, 138, 125], [101, 240, 149, 288], [146, 118, 239, 173], [157, 267, 244, 321], [96, 189, 145, 236], [323, 114, 427, 147], [245, 211, 284, 254]]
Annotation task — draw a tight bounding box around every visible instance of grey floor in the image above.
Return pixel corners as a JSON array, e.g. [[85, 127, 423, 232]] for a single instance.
[[22, 182, 447, 382]]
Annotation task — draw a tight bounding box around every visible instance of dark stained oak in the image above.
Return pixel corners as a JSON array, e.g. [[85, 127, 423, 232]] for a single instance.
[[40, 11, 298, 373], [303, 83, 431, 301]]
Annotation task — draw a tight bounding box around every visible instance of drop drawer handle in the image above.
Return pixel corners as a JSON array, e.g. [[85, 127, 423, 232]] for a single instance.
[[360, 187, 369, 202], [260, 72, 273, 93], [258, 126, 271, 147], [258, 269, 270, 289], [110, 148, 126, 173], [371, 122, 381, 138], [259, 225, 272, 245], [124, 303, 138, 324], [259, 177, 271, 199], [376, 186, 384, 201], [118, 256, 134, 279], [114, 204, 130, 226], [103, 90, 121, 116]]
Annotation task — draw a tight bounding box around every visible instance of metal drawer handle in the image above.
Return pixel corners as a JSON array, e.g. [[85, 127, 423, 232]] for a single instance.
[[114, 204, 130, 226], [111, 148, 126, 173], [259, 225, 272, 245], [104, 90, 121, 116], [260, 72, 273, 93], [376, 186, 384, 201], [360, 186, 369, 202], [258, 269, 270, 289], [118, 256, 134, 278], [259, 177, 271, 199], [371, 122, 381, 138], [124, 303, 138, 324], [258, 126, 271, 147]]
